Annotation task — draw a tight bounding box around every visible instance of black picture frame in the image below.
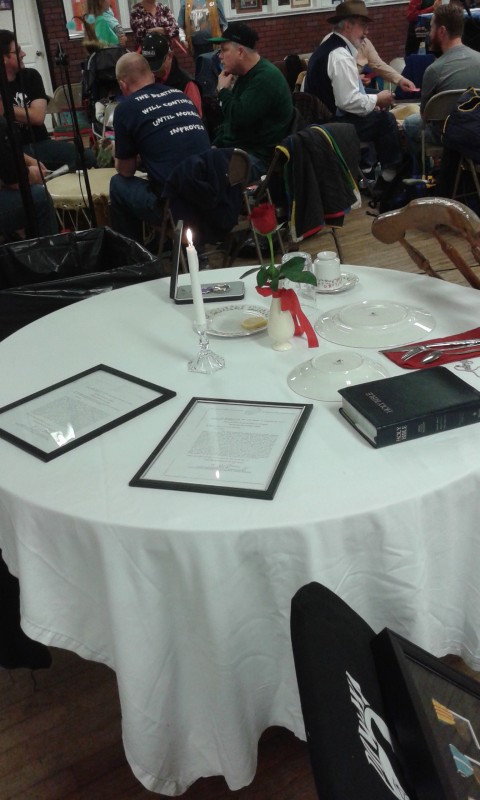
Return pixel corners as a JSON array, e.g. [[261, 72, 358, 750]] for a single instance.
[[372, 628, 480, 800], [0, 365, 176, 462], [130, 397, 312, 499]]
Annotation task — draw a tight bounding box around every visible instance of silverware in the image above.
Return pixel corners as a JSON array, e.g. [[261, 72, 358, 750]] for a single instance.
[[400, 338, 480, 362], [421, 346, 480, 364], [384, 338, 480, 355]]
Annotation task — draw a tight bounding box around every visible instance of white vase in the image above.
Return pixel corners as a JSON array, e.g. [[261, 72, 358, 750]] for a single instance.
[[268, 296, 295, 351]]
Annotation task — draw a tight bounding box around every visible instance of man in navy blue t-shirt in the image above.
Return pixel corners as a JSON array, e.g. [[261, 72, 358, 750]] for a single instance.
[[111, 52, 210, 242]]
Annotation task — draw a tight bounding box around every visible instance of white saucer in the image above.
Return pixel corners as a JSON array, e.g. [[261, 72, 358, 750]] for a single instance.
[[287, 351, 389, 402], [315, 271, 359, 294], [205, 304, 268, 337], [315, 299, 435, 348]]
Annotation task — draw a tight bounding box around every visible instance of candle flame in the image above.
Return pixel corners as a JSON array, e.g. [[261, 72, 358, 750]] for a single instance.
[[186, 228, 193, 247]]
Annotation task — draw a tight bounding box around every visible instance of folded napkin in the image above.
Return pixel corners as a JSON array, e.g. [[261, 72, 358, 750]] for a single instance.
[[381, 327, 480, 369]]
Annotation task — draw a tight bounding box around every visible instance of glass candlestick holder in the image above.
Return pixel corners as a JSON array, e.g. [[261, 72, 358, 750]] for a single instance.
[[188, 323, 225, 373]]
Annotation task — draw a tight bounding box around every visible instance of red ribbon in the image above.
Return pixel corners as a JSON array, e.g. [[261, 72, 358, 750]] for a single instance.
[[256, 286, 319, 348]]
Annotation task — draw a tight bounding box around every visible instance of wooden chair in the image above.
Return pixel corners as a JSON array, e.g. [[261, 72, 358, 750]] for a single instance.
[[371, 196, 480, 288], [421, 89, 465, 178]]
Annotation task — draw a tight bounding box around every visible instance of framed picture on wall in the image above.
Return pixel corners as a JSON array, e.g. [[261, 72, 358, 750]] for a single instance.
[[291, 0, 311, 7], [372, 628, 480, 800], [235, 0, 262, 12], [0, 0, 13, 9]]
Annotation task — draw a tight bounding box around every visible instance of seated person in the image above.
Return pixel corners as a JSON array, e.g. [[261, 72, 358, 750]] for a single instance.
[[0, 29, 96, 172], [141, 32, 203, 117], [403, 5, 480, 161], [305, 1, 403, 197], [110, 52, 210, 243], [209, 22, 293, 179], [0, 117, 58, 238]]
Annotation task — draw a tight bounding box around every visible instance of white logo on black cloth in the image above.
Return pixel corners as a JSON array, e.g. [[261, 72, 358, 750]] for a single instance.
[[347, 671, 410, 800]]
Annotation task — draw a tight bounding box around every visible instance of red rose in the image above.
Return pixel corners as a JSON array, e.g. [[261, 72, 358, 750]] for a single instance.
[[249, 203, 277, 235]]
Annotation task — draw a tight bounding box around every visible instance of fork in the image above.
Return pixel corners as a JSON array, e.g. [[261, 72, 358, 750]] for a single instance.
[[400, 338, 480, 362]]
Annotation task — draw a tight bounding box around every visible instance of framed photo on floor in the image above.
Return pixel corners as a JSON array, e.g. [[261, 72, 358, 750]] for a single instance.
[[372, 628, 480, 800]]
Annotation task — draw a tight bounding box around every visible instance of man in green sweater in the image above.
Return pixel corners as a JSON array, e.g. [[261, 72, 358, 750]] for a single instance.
[[210, 22, 293, 178]]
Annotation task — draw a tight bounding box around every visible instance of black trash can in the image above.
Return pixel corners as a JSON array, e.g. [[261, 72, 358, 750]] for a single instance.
[[0, 227, 163, 340]]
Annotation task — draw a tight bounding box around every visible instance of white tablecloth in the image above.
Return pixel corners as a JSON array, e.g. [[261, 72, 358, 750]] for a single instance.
[[1, 265, 480, 795]]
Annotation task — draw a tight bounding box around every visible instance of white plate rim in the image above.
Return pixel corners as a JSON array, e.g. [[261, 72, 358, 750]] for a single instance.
[[314, 299, 435, 348], [205, 304, 269, 338], [315, 271, 359, 294]]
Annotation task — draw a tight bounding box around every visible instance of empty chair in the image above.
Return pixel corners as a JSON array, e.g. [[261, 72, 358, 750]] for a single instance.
[[46, 83, 91, 147], [420, 89, 466, 178], [291, 582, 411, 800], [371, 196, 480, 288]]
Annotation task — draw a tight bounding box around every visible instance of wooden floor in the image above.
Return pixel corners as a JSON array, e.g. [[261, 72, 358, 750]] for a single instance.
[[2, 197, 480, 800], [208, 194, 480, 286]]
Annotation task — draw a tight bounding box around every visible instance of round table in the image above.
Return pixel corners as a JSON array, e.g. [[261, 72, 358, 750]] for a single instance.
[[46, 167, 116, 228], [1, 265, 480, 795]]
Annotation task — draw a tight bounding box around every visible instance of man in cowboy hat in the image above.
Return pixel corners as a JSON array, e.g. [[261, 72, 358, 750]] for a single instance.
[[305, 0, 403, 196]]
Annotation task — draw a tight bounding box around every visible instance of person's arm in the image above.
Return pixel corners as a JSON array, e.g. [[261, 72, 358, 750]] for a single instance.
[[184, 82, 203, 118], [156, 4, 179, 39], [11, 97, 47, 126], [113, 104, 138, 176], [419, 65, 436, 116], [114, 156, 137, 177], [95, 16, 119, 45], [329, 48, 377, 115], [361, 38, 401, 84]]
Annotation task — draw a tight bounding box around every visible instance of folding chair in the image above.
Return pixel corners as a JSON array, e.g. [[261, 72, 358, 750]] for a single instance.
[[452, 155, 480, 208], [421, 89, 466, 179], [291, 582, 411, 800], [46, 83, 91, 148]]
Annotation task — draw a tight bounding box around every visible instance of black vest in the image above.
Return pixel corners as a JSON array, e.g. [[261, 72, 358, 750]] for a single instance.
[[304, 34, 349, 114]]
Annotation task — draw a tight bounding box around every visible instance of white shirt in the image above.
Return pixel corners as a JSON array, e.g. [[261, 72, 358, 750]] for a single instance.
[[327, 34, 377, 116]]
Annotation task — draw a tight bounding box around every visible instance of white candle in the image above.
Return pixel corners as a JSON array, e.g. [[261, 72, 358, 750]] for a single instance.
[[186, 228, 206, 327]]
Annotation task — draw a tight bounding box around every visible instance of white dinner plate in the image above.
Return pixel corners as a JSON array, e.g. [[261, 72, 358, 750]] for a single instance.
[[315, 299, 435, 348], [315, 271, 359, 294], [287, 351, 389, 402], [205, 304, 269, 337]]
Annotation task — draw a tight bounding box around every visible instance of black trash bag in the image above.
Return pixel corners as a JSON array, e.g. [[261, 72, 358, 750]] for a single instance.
[[0, 227, 163, 340]]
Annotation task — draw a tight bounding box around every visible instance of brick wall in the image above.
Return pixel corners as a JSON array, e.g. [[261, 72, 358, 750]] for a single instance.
[[37, 0, 409, 89]]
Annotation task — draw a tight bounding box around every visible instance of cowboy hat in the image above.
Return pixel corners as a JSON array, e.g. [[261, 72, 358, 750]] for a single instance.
[[328, 0, 371, 24]]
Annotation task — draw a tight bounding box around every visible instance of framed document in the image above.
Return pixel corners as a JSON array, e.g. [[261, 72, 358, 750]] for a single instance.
[[0, 365, 176, 462], [372, 628, 480, 800], [130, 398, 312, 499]]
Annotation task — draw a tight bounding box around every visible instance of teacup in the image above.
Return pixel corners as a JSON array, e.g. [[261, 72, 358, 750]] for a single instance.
[[313, 251, 342, 291]]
